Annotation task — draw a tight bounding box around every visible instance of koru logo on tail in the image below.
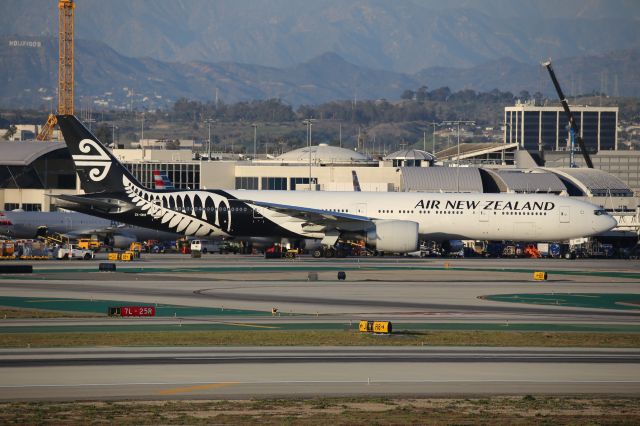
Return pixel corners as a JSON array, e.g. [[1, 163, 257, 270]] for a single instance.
[[72, 139, 112, 181]]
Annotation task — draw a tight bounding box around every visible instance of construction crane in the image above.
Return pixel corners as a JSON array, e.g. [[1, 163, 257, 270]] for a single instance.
[[37, 0, 75, 141], [541, 59, 594, 168]]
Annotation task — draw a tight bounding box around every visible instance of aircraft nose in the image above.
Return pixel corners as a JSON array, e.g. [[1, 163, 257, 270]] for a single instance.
[[596, 215, 617, 233]]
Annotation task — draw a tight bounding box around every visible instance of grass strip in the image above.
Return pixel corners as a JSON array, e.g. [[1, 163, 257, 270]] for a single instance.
[[2, 322, 640, 334], [1, 396, 639, 425], [1, 330, 639, 348], [0, 308, 101, 319]]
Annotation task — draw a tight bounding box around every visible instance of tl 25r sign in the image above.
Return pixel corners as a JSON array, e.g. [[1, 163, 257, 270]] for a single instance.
[[108, 306, 156, 317]]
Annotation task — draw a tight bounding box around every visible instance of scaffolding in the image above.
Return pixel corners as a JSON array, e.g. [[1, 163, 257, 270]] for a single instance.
[[37, 0, 75, 141]]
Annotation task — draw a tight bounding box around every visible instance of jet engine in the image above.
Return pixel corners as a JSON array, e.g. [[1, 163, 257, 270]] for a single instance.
[[365, 220, 419, 253], [105, 234, 137, 249]]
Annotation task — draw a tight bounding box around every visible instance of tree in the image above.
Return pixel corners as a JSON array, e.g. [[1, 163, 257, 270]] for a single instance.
[[428, 87, 451, 102], [2, 125, 17, 140], [533, 91, 544, 106], [93, 124, 113, 146], [400, 89, 415, 100], [416, 86, 429, 103]]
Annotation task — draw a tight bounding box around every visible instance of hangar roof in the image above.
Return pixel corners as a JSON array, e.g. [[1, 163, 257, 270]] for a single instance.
[[493, 169, 567, 193], [401, 167, 484, 192], [275, 143, 373, 164], [550, 168, 634, 197], [384, 148, 436, 162], [436, 142, 517, 161], [0, 141, 67, 166]]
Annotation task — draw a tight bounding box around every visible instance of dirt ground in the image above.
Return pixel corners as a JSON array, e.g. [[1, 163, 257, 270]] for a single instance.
[[2, 396, 639, 425]]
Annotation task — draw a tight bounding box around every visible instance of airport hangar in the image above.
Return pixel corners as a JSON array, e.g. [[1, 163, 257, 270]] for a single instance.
[[0, 140, 638, 244]]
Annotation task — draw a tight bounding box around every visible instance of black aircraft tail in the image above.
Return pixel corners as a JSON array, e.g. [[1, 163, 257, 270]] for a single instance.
[[351, 170, 361, 192], [57, 114, 143, 194]]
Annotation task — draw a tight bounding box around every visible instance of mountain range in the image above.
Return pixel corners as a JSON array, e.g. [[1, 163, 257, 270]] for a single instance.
[[2, 0, 639, 73], [2, 34, 639, 109]]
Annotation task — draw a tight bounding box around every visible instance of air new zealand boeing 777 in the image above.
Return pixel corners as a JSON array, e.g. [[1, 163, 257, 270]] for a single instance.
[[55, 115, 616, 255]]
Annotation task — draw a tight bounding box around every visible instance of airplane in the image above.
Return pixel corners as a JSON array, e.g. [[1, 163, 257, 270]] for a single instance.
[[351, 170, 361, 192], [0, 210, 180, 248], [54, 114, 617, 257], [0, 169, 181, 247]]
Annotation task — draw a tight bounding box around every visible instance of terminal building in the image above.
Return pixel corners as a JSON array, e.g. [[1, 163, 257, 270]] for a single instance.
[[0, 139, 637, 245], [499, 102, 640, 199], [504, 101, 618, 152]]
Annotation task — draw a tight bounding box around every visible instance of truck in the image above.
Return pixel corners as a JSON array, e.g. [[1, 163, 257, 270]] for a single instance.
[[56, 244, 94, 260], [77, 238, 101, 251], [537, 242, 562, 258], [190, 239, 221, 254]]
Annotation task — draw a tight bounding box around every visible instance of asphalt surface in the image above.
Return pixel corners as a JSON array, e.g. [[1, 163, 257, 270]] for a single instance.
[[0, 254, 639, 400], [1, 255, 638, 322], [1, 346, 639, 400]]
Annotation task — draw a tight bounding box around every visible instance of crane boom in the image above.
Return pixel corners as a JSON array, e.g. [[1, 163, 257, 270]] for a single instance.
[[38, 0, 75, 141], [541, 60, 593, 168]]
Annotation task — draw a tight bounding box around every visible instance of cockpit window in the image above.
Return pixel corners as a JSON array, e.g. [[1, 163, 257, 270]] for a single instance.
[[593, 209, 607, 216]]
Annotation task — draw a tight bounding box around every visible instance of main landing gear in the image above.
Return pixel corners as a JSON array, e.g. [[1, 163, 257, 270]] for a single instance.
[[312, 240, 373, 258], [312, 245, 348, 258]]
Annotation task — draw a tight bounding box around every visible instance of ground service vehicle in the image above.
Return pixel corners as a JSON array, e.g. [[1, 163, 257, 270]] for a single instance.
[[190, 239, 221, 254], [78, 238, 100, 251], [56, 244, 94, 260]]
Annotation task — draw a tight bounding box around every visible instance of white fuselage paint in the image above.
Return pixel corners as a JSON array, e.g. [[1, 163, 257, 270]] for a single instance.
[[232, 191, 615, 242], [125, 173, 616, 242]]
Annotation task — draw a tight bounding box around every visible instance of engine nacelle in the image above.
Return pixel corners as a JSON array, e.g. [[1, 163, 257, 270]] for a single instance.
[[108, 234, 137, 249], [365, 220, 419, 253]]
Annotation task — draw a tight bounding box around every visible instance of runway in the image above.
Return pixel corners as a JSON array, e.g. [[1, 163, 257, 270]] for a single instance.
[[1, 255, 639, 401], [1, 346, 639, 400]]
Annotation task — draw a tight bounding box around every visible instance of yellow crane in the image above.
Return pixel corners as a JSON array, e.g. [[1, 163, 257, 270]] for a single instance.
[[38, 0, 75, 141]]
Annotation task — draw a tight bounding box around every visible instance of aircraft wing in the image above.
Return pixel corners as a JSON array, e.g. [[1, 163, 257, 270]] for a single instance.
[[246, 200, 373, 232], [64, 224, 129, 238], [53, 194, 136, 214]]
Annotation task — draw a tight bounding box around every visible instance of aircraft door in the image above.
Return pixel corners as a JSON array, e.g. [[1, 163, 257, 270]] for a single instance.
[[478, 209, 490, 237], [64, 216, 73, 232], [559, 206, 570, 223], [356, 203, 367, 216]]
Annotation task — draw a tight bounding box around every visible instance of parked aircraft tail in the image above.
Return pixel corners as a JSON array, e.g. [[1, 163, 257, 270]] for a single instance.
[[153, 170, 175, 190], [351, 170, 361, 192], [56, 115, 143, 194]]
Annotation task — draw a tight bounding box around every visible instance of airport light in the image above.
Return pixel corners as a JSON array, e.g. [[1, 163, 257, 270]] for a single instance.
[[302, 118, 316, 190], [204, 118, 216, 161], [140, 112, 145, 159], [425, 121, 439, 153], [441, 120, 475, 192], [251, 123, 258, 160], [111, 124, 118, 147]]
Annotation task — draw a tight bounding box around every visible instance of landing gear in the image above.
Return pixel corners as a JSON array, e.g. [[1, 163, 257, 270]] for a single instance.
[[312, 246, 338, 258]]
